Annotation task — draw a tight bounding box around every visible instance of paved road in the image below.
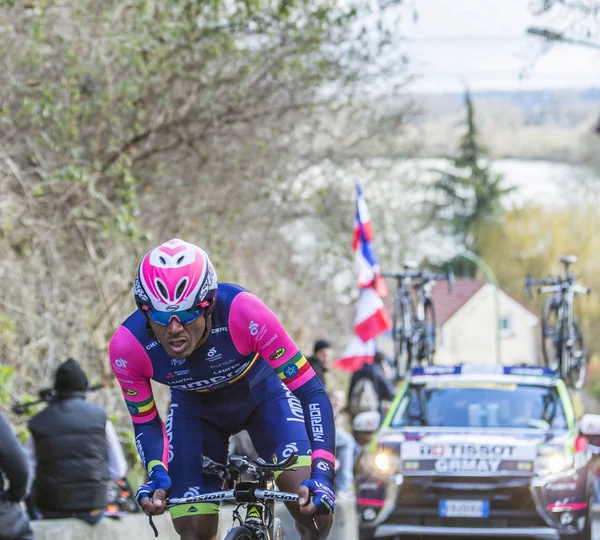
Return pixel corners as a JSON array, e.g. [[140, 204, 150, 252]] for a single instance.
[[221, 502, 600, 539]]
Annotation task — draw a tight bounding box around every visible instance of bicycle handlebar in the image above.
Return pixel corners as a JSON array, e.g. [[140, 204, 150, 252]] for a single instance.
[[573, 284, 591, 295], [381, 271, 421, 280], [525, 274, 591, 299], [146, 453, 300, 537], [167, 489, 300, 507], [381, 270, 454, 293]]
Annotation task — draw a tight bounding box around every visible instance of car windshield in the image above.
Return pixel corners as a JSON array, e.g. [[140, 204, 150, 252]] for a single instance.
[[391, 382, 568, 430]]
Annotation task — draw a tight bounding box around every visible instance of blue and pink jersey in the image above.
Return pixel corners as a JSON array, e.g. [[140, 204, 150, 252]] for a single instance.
[[109, 283, 336, 471]]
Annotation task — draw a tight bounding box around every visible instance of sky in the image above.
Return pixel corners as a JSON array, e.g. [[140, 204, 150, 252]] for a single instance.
[[397, 0, 600, 93]]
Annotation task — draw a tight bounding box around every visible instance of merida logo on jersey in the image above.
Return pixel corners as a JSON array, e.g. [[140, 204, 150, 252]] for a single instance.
[[309, 403, 325, 443]]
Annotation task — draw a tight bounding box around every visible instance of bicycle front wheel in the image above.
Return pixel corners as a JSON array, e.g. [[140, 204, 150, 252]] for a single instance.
[[271, 517, 282, 540], [391, 299, 403, 378], [224, 526, 254, 540], [423, 300, 436, 366], [541, 298, 560, 370], [395, 301, 410, 380]]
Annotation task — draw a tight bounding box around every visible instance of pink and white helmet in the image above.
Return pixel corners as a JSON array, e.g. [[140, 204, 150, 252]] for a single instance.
[[133, 239, 218, 322]]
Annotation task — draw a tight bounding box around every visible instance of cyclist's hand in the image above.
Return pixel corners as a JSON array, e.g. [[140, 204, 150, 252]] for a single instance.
[[141, 488, 168, 516], [136, 463, 172, 516], [299, 459, 336, 515]]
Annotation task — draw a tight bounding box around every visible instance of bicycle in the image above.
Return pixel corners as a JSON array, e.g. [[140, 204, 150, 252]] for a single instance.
[[525, 255, 591, 389], [382, 262, 454, 381], [148, 453, 300, 539]]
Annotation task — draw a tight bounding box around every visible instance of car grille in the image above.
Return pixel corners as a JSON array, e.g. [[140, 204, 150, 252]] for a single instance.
[[389, 475, 546, 528]]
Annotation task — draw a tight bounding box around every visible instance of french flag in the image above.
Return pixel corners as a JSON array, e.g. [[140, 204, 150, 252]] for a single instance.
[[333, 336, 376, 373], [355, 288, 392, 343], [353, 183, 387, 297]]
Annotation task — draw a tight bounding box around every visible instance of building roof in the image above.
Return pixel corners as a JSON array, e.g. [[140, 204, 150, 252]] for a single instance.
[[431, 278, 486, 326]]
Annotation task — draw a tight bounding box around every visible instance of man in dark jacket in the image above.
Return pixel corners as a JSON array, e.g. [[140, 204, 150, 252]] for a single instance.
[[0, 413, 32, 540], [307, 339, 332, 388], [28, 359, 111, 525]]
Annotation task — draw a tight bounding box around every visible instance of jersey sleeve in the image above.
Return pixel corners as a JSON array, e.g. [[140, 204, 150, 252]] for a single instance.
[[109, 325, 169, 472], [228, 292, 336, 465]]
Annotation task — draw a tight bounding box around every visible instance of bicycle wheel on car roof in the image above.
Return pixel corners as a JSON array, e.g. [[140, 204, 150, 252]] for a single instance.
[[393, 302, 410, 381], [422, 299, 436, 366], [564, 319, 587, 391], [541, 297, 560, 371]]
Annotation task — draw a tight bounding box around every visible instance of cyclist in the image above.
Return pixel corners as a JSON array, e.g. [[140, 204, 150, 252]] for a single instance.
[[109, 239, 335, 540]]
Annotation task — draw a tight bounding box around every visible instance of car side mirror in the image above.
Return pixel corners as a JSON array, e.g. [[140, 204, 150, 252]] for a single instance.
[[580, 414, 600, 436], [352, 411, 381, 446]]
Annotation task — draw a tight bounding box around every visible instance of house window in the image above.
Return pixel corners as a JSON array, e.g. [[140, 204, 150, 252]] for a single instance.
[[500, 314, 514, 338]]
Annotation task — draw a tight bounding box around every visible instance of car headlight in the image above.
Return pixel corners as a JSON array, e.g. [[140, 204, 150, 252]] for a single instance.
[[375, 452, 391, 472], [374, 450, 401, 475], [535, 451, 574, 476]]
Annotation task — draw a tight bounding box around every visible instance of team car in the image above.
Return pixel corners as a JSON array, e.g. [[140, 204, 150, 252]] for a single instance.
[[354, 364, 600, 539]]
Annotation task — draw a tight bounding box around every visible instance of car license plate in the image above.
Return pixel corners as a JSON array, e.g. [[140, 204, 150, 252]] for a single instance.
[[439, 500, 489, 518]]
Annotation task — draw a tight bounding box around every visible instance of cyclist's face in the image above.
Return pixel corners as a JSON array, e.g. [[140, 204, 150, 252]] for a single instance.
[[149, 315, 208, 359]]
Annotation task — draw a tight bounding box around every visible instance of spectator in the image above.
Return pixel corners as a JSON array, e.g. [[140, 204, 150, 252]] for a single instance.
[[307, 339, 332, 388], [27, 358, 127, 525], [0, 413, 32, 540], [347, 351, 396, 419], [229, 430, 258, 460], [328, 390, 356, 501]]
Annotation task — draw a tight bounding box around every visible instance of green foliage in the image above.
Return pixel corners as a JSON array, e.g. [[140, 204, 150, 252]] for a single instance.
[[0, 0, 411, 439], [0, 312, 16, 343], [0, 365, 14, 407], [426, 91, 515, 254]]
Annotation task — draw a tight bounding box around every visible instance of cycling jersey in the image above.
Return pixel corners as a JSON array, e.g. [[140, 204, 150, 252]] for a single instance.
[[109, 283, 336, 513]]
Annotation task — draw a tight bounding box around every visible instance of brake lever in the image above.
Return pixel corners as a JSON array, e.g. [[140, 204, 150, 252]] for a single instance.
[[149, 515, 159, 537]]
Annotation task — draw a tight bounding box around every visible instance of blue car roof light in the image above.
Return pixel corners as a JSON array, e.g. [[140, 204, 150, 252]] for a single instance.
[[409, 364, 556, 378]]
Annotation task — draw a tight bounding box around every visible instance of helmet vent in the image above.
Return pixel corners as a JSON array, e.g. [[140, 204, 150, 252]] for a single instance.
[[177, 255, 185, 265], [175, 279, 187, 301], [156, 279, 169, 301], [159, 256, 166, 265]]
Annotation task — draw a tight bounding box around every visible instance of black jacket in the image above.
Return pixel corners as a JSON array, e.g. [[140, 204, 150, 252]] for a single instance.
[[307, 356, 327, 388], [0, 414, 32, 540], [28, 393, 109, 512], [348, 363, 395, 409]]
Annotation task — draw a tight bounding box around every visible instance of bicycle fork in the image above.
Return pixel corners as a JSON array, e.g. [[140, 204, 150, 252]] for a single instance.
[[242, 504, 269, 540]]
